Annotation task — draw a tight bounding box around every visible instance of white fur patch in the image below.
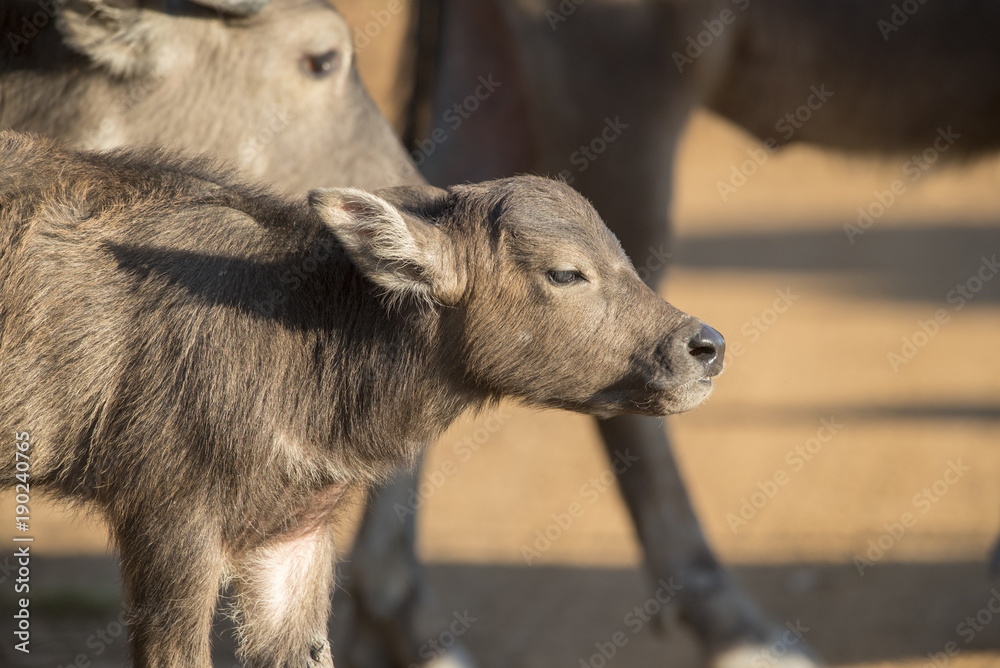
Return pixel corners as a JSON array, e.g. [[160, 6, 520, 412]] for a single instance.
[[254, 533, 319, 621], [232, 527, 333, 648]]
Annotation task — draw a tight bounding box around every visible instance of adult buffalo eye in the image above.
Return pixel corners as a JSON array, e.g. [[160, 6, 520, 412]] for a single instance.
[[547, 269, 585, 286], [304, 50, 341, 78]]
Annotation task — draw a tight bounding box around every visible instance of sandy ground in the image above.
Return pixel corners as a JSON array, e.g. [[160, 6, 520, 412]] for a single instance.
[[2, 2, 1000, 666]]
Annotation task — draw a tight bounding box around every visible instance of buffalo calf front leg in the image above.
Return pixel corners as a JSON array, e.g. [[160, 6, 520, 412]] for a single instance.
[[111, 512, 225, 668]]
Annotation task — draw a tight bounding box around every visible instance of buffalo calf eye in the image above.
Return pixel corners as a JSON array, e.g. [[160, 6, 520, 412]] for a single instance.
[[304, 50, 341, 78], [547, 269, 585, 286]]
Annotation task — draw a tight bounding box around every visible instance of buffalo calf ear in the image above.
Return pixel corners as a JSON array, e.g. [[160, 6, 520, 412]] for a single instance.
[[373, 185, 450, 219], [56, 0, 157, 79], [309, 188, 464, 306]]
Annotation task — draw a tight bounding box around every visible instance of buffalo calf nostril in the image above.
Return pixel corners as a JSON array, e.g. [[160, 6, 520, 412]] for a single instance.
[[688, 344, 716, 361], [687, 325, 725, 367]]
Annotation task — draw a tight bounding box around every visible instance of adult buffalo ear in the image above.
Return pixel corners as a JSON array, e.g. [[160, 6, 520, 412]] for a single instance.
[[309, 187, 465, 306], [56, 0, 269, 78], [187, 0, 271, 16], [56, 0, 156, 78]]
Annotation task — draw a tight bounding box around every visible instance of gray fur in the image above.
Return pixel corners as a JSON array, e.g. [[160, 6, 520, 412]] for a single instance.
[[703, 0, 1000, 154], [1, 0, 416, 192], [0, 131, 722, 666], [399, 0, 1000, 664], [189, 0, 271, 16], [0, 0, 463, 663]]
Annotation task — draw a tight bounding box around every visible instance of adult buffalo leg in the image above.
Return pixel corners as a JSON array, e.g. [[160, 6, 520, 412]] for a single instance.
[[572, 104, 821, 668], [523, 8, 823, 652], [333, 463, 476, 668], [599, 416, 821, 665]]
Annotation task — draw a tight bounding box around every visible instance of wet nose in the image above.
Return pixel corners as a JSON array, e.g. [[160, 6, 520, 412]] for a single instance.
[[686, 324, 725, 376]]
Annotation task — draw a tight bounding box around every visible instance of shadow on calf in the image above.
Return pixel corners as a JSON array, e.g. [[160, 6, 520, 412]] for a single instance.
[[0, 130, 724, 667]]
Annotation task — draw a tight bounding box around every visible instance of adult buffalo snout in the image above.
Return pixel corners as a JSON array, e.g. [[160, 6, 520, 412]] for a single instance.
[[686, 324, 725, 377]]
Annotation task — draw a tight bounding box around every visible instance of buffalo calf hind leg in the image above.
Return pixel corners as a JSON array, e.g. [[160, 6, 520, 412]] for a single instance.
[[230, 524, 338, 668], [599, 415, 822, 667]]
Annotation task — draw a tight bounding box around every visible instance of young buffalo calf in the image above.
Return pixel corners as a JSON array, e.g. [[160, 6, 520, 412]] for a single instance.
[[0, 131, 724, 667]]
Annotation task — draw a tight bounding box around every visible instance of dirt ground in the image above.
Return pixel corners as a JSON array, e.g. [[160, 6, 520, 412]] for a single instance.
[[3, 2, 1000, 667]]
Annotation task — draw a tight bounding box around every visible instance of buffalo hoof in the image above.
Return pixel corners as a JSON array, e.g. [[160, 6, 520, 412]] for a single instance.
[[423, 644, 478, 668], [710, 640, 823, 668]]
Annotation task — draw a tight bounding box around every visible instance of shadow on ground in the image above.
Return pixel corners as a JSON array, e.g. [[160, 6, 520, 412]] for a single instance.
[[714, 402, 1000, 425], [676, 223, 1000, 305], [3, 556, 999, 667]]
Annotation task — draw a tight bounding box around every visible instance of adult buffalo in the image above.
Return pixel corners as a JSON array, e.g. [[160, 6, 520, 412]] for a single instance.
[[1, 0, 418, 192], [393, 0, 1000, 666]]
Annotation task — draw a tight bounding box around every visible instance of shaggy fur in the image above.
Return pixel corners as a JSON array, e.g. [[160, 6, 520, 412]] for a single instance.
[[0, 131, 722, 667]]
